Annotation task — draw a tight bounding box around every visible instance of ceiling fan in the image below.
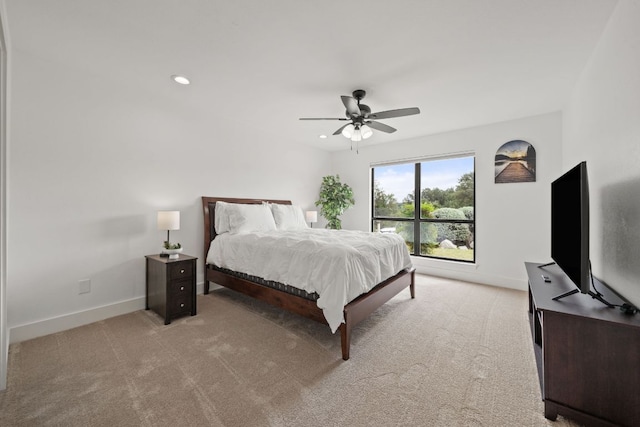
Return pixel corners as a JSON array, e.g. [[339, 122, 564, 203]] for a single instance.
[[299, 89, 420, 143]]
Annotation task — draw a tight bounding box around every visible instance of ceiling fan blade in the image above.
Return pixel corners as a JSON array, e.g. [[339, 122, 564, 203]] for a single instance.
[[369, 107, 420, 120], [341, 96, 361, 117], [367, 121, 397, 133], [299, 117, 348, 121], [333, 123, 351, 135]]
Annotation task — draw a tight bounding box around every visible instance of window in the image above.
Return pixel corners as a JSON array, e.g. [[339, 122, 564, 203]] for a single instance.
[[372, 156, 475, 262]]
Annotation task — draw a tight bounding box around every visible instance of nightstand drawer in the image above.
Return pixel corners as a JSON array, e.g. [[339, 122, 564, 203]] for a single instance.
[[169, 279, 193, 296], [169, 262, 194, 280], [170, 295, 192, 316]]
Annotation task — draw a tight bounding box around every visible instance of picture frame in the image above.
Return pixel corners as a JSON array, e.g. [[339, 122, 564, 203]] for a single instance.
[[495, 140, 536, 183]]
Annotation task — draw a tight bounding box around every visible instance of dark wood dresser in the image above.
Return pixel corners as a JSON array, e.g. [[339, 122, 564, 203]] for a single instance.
[[526, 262, 640, 427], [145, 254, 197, 324]]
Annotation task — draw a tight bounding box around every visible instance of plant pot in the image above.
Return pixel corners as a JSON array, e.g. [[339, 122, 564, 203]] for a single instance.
[[162, 247, 183, 259]]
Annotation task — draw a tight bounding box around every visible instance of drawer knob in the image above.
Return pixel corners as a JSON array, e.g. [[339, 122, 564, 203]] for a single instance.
[[180, 286, 184, 291], [180, 269, 185, 274], [180, 303, 185, 308]]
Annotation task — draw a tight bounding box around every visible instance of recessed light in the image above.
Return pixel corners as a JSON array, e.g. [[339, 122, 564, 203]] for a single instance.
[[319, 134, 328, 139], [171, 75, 190, 85]]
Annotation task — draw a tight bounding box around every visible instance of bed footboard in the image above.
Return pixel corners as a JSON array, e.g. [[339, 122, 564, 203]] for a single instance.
[[207, 264, 415, 360], [340, 267, 415, 360]]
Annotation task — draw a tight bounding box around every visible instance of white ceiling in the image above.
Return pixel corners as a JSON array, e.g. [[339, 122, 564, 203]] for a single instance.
[[5, 0, 618, 151]]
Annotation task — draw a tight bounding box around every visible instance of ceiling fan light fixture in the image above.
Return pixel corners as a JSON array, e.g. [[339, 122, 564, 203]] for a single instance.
[[360, 124, 373, 139], [351, 127, 363, 142], [341, 124, 355, 138]]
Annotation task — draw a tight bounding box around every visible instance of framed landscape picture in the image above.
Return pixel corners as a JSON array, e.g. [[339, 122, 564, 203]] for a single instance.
[[495, 140, 536, 183]]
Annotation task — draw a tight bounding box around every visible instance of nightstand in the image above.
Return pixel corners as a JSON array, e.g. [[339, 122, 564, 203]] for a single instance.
[[145, 254, 197, 324]]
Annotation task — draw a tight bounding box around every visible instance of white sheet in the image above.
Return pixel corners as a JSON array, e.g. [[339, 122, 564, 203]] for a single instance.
[[206, 228, 413, 333]]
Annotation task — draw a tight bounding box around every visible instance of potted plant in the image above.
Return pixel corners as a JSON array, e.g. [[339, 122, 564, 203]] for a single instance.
[[315, 175, 355, 229], [162, 241, 183, 259]]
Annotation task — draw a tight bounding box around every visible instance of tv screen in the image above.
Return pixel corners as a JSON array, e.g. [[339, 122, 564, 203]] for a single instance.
[[551, 161, 590, 294]]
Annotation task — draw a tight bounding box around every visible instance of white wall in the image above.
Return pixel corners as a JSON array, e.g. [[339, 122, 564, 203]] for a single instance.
[[331, 112, 563, 290], [564, 0, 640, 307], [6, 48, 331, 340]]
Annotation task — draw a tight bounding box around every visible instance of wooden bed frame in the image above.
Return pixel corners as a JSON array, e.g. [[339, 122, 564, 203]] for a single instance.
[[202, 196, 415, 360]]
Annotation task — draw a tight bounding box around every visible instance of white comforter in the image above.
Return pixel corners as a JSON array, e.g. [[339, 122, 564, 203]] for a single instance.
[[206, 229, 412, 333]]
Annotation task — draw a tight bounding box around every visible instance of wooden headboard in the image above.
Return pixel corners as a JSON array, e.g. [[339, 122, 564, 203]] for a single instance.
[[201, 197, 292, 262]]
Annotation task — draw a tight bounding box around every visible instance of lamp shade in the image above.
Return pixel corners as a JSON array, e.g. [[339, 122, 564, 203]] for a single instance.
[[157, 211, 180, 231], [360, 124, 373, 139], [305, 210, 318, 223], [351, 127, 362, 142], [341, 124, 355, 138]]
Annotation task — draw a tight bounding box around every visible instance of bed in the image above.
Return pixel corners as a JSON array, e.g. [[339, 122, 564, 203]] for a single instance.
[[202, 196, 415, 360]]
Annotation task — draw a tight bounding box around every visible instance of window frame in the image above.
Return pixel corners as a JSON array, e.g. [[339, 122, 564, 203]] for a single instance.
[[371, 156, 476, 263]]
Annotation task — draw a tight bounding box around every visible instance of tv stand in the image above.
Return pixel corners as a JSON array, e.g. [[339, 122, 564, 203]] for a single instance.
[[526, 262, 640, 427]]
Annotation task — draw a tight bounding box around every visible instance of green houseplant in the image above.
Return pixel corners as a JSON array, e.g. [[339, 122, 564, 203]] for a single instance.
[[315, 175, 355, 229]]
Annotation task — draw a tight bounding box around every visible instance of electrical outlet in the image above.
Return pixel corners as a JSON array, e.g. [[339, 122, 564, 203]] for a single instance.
[[78, 279, 91, 294]]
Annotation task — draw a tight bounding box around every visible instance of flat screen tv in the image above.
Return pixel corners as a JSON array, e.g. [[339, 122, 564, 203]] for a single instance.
[[544, 161, 624, 309], [550, 161, 590, 299]]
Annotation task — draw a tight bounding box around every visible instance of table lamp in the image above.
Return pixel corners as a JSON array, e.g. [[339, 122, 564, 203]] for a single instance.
[[305, 210, 318, 228], [157, 211, 180, 258]]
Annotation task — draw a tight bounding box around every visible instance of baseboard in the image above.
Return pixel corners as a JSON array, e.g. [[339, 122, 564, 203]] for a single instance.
[[9, 281, 207, 344], [9, 297, 145, 344], [413, 264, 528, 291]]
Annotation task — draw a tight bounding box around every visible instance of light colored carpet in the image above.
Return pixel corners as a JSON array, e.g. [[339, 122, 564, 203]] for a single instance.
[[0, 274, 577, 426]]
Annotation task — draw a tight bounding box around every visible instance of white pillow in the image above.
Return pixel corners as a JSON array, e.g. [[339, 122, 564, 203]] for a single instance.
[[227, 203, 277, 234], [271, 204, 309, 230], [214, 201, 232, 234]]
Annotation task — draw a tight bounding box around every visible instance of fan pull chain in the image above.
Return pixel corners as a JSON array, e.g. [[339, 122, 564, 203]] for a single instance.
[[349, 140, 360, 154]]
